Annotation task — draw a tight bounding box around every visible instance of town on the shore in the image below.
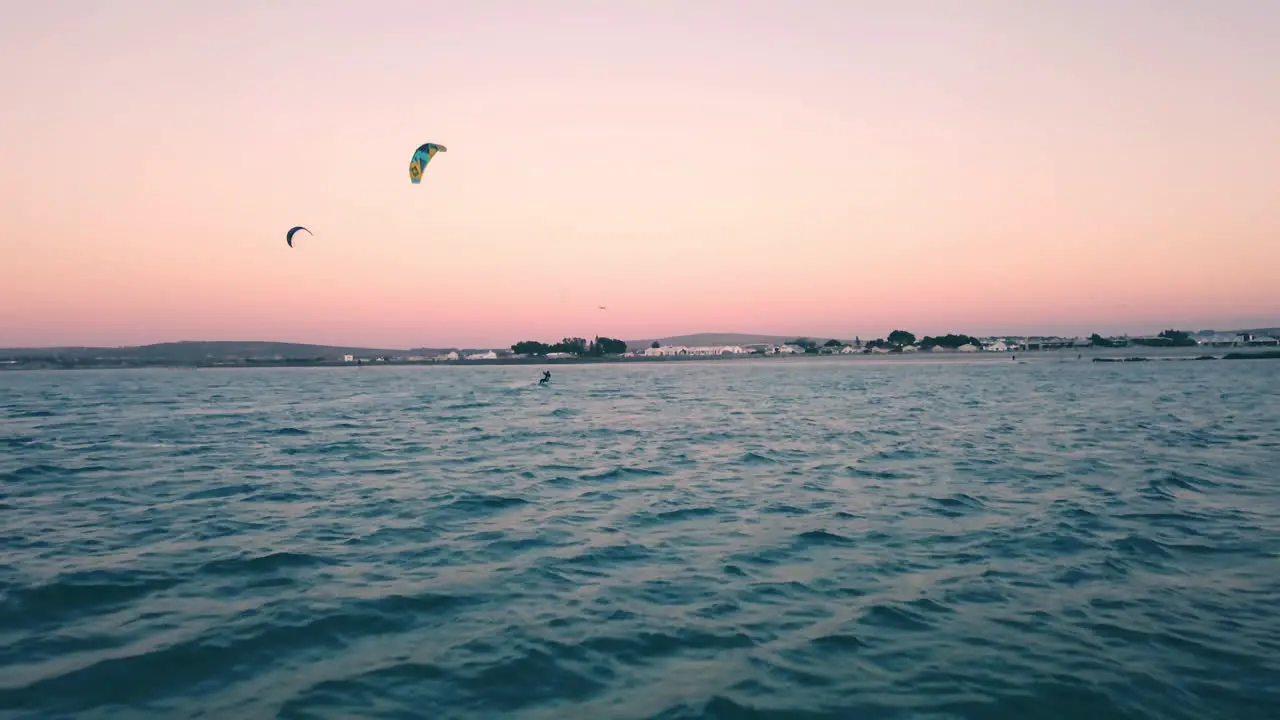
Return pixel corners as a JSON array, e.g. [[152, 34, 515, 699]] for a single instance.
[[3, 329, 1278, 370], [375, 329, 1278, 364]]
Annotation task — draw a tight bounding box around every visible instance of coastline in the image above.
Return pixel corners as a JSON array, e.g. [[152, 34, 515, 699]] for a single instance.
[[3, 347, 1278, 372]]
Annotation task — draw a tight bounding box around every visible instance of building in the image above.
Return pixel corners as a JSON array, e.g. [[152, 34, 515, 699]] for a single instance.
[[643, 345, 751, 357]]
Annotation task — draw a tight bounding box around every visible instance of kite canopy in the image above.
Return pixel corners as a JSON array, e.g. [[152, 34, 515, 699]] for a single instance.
[[286, 226, 312, 248], [409, 143, 447, 184]]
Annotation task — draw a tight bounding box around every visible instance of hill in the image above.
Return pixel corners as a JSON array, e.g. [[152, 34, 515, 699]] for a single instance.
[[0, 341, 410, 363]]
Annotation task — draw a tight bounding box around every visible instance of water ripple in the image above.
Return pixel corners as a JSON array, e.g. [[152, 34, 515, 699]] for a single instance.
[[1, 358, 1278, 718]]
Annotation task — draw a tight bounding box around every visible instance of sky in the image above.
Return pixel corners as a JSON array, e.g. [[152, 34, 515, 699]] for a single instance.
[[1, 0, 1277, 349]]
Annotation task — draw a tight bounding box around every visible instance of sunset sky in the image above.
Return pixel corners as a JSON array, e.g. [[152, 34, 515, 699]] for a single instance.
[[2, 0, 1277, 349]]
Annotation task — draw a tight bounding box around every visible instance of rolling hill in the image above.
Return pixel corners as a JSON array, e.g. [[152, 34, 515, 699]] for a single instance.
[[0, 341, 411, 363]]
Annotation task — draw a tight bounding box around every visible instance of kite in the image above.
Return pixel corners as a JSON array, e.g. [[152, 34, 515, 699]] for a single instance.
[[286, 226, 312, 248], [409, 143, 447, 184]]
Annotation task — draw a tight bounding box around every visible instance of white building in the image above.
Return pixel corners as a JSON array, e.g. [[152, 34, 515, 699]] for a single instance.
[[643, 345, 751, 357], [342, 354, 355, 363], [465, 351, 498, 360]]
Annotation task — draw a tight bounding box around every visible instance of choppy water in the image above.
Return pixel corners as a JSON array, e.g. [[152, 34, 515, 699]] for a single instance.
[[2, 356, 1279, 719]]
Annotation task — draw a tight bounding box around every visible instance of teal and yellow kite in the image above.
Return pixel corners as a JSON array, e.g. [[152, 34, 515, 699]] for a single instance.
[[409, 143, 447, 184]]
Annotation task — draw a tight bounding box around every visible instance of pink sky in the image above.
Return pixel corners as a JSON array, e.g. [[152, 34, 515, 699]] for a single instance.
[[2, 0, 1277, 349]]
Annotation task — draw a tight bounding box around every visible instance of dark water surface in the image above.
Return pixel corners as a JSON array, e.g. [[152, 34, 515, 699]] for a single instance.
[[2, 356, 1278, 719]]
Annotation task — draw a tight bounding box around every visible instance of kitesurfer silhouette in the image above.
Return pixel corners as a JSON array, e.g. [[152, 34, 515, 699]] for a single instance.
[[539, 371, 551, 385]]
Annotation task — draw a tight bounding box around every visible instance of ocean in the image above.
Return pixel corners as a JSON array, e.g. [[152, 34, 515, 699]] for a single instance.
[[2, 355, 1278, 719]]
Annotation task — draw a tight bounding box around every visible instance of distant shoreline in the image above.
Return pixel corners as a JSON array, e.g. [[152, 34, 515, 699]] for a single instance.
[[3, 352, 780, 371], [3, 347, 1279, 372]]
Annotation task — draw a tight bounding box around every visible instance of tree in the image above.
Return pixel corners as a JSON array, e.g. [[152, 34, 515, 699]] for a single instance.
[[650, 341, 660, 349], [511, 340, 551, 356], [514, 335, 629, 358], [823, 339, 843, 347], [550, 337, 588, 355], [919, 333, 983, 350], [887, 329, 916, 347], [587, 336, 628, 356], [1158, 329, 1196, 347], [1089, 333, 1128, 348]]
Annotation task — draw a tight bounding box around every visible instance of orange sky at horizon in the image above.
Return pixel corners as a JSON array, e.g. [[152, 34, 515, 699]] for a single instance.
[[2, 0, 1277, 349]]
